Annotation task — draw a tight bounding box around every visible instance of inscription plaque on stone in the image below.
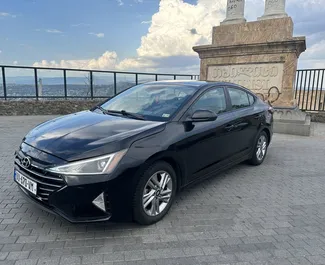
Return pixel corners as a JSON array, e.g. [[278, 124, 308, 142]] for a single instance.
[[207, 63, 284, 101]]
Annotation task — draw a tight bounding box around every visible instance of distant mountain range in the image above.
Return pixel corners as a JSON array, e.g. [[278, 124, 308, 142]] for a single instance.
[[5, 76, 129, 85], [4, 75, 159, 85]]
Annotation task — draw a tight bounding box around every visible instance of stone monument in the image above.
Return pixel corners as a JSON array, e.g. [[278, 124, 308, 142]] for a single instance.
[[221, 0, 246, 25], [193, 0, 310, 136], [258, 0, 288, 20]]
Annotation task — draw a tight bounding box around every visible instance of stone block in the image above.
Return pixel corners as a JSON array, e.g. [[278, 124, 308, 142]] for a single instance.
[[213, 17, 294, 47], [273, 108, 311, 136]]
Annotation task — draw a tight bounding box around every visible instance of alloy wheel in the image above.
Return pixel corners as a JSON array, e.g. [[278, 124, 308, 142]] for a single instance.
[[142, 170, 172, 217], [256, 135, 267, 161]]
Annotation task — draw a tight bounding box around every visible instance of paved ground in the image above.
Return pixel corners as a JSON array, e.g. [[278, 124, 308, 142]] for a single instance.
[[1, 116, 325, 265]]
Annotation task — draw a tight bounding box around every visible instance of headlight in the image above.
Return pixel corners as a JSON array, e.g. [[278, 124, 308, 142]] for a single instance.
[[47, 149, 128, 175]]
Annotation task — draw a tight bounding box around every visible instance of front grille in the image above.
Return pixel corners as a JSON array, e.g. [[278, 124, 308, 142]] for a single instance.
[[14, 153, 66, 204]]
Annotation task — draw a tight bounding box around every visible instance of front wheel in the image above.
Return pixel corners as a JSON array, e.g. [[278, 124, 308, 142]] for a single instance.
[[133, 161, 177, 225], [248, 131, 269, 166]]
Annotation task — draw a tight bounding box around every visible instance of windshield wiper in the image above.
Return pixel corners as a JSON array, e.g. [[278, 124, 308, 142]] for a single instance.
[[93, 106, 110, 115], [105, 109, 146, 120]]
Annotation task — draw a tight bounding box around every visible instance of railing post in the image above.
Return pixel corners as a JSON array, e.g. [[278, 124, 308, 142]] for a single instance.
[[155, 74, 158, 81], [114, 73, 117, 95], [34, 68, 39, 100], [90, 71, 94, 99], [174, 75, 176, 80], [313, 70, 320, 111], [63, 70, 67, 99], [294, 71, 300, 100], [297, 70, 304, 108], [301, 71, 308, 111], [135, 74, 138, 85], [321, 70, 325, 110], [2, 67, 6, 100], [310, 70, 316, 110]]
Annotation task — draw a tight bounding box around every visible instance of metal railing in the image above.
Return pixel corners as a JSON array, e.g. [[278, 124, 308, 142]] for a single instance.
[[294, 68, 325, 112], [0, 65, 200, 100], [2, 65, 324, 112]]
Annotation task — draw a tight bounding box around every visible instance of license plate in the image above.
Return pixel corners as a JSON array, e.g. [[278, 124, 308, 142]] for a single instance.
[[14, 170, 37, 195]]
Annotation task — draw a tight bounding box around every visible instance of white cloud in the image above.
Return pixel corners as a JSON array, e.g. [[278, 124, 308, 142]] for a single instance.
[[35, 28, 63, 34], [45, 29, 63, 34], [141, 20, 152, 24], [0, 12, 16, 18], [13, 61, 18, 65], [117, 0, 124, 6], [33, 51, 118, 70], [71, 23, 90, 27], [88, 32, 105, 38], [0, 50, 2, 54], [287, 0, 325, 10], [136, 0, 226, 57], [302, 40, 325, 60], [117, 57, 156, 71]]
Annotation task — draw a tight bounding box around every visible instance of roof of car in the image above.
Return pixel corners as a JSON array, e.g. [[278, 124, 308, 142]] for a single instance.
[[144, 80, 207, 87], [145, 80, 242, 88]]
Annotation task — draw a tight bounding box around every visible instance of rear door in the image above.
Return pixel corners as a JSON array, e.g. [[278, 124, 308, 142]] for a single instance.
[[225, 86, 261, 156]]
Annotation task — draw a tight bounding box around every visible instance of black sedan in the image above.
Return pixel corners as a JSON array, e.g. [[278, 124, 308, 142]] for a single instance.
[[14, 80, 273, 225]]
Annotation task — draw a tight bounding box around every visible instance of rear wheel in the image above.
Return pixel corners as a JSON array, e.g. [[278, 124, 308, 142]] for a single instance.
[[248, 131, 268, 166], [133, 161, 177, 225]]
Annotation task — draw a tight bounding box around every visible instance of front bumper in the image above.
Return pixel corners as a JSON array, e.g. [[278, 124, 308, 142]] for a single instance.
[[14, 148, 135, 223], [16, 175, 113, 223]]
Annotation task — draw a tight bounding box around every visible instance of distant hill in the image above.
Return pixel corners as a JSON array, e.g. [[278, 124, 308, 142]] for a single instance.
[[5, 76, 120, 85]]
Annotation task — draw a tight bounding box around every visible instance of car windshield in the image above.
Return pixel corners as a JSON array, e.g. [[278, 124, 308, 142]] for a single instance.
[[100, 83, 197, 121]]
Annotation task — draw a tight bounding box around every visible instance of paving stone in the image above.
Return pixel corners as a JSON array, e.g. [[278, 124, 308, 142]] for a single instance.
[[37, 257, 60, 265], [288, 256, 312, 265], [0, 253, 8, 261], [59, 256, 81, 265], [1, 244, 24, 253], [306, 255, 325, 264], [81, 254, 103, 264], [103, 253, 124, 263], [181, 247, 204, 257], [14, 259, 38, 265], [144, 249, 185, 259], [7, 251, 29, 260]]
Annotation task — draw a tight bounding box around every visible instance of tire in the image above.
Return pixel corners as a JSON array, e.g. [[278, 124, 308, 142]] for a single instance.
[[248, 131, 269, 166], [133, 161, 177, 225]]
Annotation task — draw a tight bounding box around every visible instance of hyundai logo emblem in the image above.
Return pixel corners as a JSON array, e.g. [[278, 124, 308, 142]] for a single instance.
[[21, 156, 32, 168]]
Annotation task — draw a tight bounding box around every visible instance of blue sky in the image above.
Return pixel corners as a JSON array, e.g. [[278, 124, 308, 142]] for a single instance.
[[0, 0, 325, 74], [0, 0, 158, 64]]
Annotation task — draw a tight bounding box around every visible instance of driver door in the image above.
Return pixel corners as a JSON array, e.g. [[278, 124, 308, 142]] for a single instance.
[[183, 86, 237, 181]]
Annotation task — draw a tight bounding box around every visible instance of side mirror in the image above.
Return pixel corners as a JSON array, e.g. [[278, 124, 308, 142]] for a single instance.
[[189, 110, 218, 122]]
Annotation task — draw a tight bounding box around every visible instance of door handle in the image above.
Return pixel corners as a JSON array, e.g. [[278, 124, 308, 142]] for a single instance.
[[225, 124, 235, 131]]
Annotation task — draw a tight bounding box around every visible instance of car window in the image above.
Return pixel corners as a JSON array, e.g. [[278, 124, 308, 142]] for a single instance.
[[228, 87, 251, 109], [191, 87, 227, 114], [100, 83, 197, 121], [247, 93, 255, 105]]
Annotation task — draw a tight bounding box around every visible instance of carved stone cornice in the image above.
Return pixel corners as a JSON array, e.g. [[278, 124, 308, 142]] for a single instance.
[[193, 37, 306, 59]]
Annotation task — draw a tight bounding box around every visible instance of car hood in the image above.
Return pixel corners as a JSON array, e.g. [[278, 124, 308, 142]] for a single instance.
[[23, 110, 165, 161]]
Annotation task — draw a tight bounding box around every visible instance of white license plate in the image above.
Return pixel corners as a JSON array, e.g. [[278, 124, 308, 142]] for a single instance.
[[14, 170, 37, 195]]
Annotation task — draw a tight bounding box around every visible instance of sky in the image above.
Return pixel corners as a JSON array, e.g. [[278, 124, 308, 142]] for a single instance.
[[0, 0, 325, 75]]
